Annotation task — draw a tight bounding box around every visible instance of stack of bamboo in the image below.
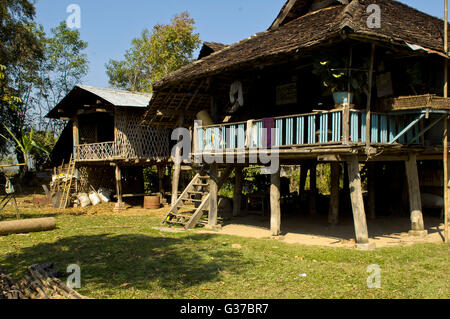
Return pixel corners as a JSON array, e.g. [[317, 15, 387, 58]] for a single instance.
[[0, 268, 25, 299], [0, 264, 87, 299]]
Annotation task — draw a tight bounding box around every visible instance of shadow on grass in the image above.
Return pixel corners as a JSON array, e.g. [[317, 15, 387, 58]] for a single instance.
[[0, 233, 249, 293]]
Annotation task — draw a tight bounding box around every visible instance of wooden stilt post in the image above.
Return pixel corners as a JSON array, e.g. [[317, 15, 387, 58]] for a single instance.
[[367, 163, 376, 220], [270, 165, 281, 236], [233, 167, 243, 217], [208, 163, 219, 229], [309, 162, 317, 216], [405, 153, 427, 237], [114, 164, 125, 212], [171, 114, 185, 206], [347, 156, 373, 249], [72, 116, 79, 161], [328, 162, 340, 225]]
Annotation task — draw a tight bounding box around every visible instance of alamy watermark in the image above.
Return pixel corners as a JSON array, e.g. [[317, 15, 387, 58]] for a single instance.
[[366, 264, 381, 289], [66, 264, 81, 289], [66, 4, 81, 29], [171, 124, 280, 175], [366, 4, 381, 29]]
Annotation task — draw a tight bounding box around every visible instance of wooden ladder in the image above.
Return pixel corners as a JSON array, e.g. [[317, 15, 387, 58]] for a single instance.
[[161, 167, 234, 230], [59, 155, 76, 209]]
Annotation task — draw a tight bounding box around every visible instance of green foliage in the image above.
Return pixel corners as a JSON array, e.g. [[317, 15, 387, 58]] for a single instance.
[[29, 130, 57, 169], [143, 167, 159, 195], [0, 124, 50, 176], [35, 21, 89, 134], [106, 12, 201, 92]]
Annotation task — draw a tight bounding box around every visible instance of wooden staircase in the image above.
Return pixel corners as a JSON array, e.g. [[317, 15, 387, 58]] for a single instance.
[[161, 168, 233, 230], [59, 155, 76, 209]]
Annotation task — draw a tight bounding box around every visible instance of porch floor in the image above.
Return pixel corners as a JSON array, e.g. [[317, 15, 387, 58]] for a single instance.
[[203, 214, 445, 249]]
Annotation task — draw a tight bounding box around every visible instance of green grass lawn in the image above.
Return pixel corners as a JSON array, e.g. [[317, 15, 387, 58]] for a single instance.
[[0, 210, 449, 299]]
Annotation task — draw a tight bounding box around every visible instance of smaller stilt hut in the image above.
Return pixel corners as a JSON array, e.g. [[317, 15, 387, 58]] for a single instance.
[[47, 85, 171, 210]]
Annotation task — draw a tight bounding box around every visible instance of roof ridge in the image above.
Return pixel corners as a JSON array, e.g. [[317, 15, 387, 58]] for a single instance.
[[77, 85, 153, 97]]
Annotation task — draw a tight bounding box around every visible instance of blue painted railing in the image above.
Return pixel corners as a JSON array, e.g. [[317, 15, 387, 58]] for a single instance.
[[195, 109, 424, 152]]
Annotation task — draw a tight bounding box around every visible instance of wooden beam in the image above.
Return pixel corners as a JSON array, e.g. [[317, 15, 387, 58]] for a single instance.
[[270, 0, 297, 30], [347, 156, 370, 246], [405, 153, 427, 236], [328, 162, 340, 225], [233, 167, 243, 217], [270, 165, 281, 236]]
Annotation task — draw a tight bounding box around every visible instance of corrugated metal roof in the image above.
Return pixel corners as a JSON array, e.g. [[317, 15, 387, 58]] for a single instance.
[[77, 85, 153, 107]]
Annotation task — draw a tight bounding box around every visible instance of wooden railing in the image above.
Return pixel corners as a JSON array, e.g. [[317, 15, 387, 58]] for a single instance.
[[193, 109, 427, 153], [74, 142, 118, 161]]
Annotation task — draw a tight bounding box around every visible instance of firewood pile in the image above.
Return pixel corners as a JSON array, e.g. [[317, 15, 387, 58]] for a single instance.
[[0, 264, 87, 299]]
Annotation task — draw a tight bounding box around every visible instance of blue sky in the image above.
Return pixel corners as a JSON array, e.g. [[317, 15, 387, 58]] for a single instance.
[[34, 1, 445, 89]]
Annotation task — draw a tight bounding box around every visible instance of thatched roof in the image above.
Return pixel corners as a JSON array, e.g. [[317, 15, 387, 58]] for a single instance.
[[198, 42, 228, 59], [47, 85, 153, 120], [154, 0, 449, 90], [143, 0, 450, 127], [269, 0, 349, 30]]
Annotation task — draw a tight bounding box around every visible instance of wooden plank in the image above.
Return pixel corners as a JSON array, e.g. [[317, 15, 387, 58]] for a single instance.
[[270, 166, 281, 236], [342, 105, 350, 144], [405, 153, 426, 234], [347, 155, 369, 245]]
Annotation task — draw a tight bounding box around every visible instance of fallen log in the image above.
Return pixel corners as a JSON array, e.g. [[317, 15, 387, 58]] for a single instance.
[[0, 218, 56, 236]]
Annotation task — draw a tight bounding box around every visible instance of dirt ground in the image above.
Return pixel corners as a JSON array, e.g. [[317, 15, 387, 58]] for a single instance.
[[208, 213, 446, 249], [4, 194, 448, 249]]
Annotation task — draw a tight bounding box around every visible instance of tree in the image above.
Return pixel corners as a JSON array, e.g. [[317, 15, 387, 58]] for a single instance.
[[35, 21, 89, 134], [0, 0, 43, 154], [0, 124, 50, 179], [106, 12, 201, 92]]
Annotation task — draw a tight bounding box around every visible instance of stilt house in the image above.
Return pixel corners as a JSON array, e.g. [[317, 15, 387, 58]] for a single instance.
[[142, 0, 450, 247], [47, 85, 171, 207]]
